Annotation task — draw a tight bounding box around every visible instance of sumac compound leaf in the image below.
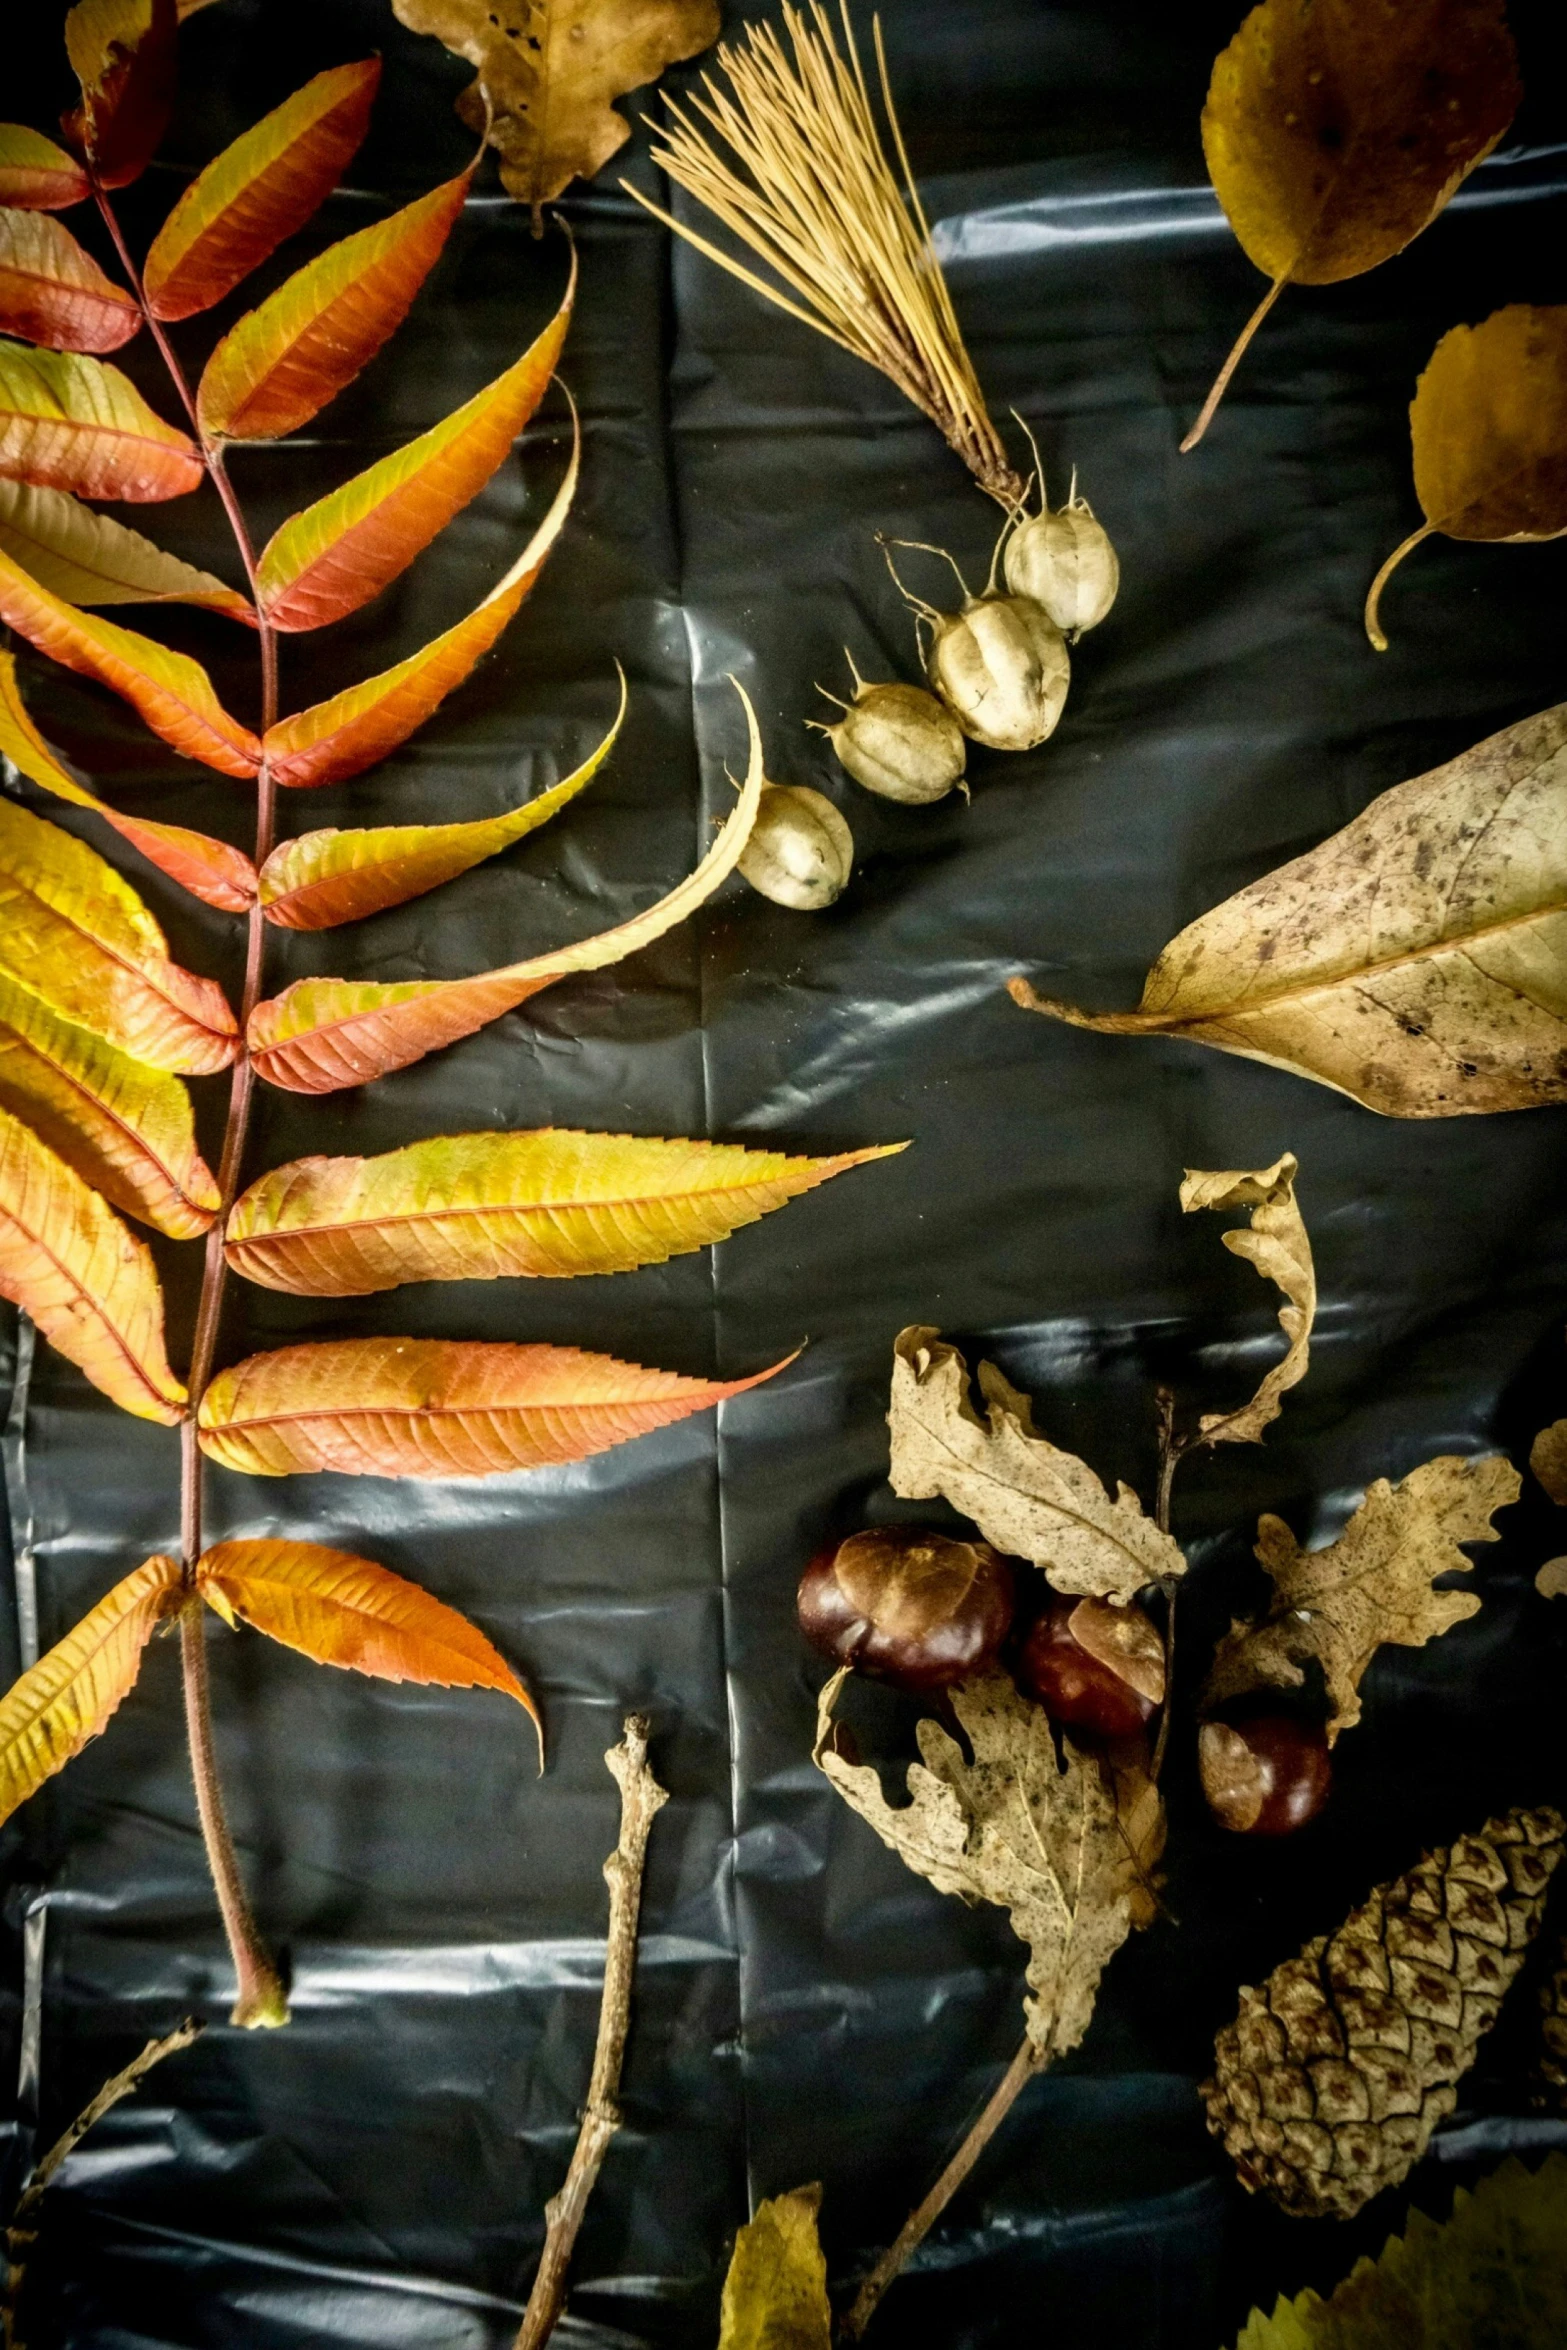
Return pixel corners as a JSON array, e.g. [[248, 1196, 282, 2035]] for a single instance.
[[196, 1538, 539, 1752], [144, 59, 382, 321], [0, 127, 92, 213], [259, 678, 621, 928], [264, 419, 579, 789], [0, 1104, 186, 1418], [0, 340, 200, 501], [0, 649, 257, 912], [257, 250, 574, 632], [0, 1553, 181, 1830], [0, 546, 261, 776], [225, 1128, 904, 1294], [196, 161, 473, 442], [1367, 305, 1567, 649], [1011, 702, 1567, 1117], [0, 794, 239, 1074], [250, 681, 761, 1091], [62, 0, 179, 193], [0, 479, 251, 619], [197, 1336, 794, 1477], [1179, 1154, 1315, 1446], [1186, 0, 1519, 448], [0, 970, 219, 1237], [0, 208, 141, 353], [717, 2186, 831, 2350]]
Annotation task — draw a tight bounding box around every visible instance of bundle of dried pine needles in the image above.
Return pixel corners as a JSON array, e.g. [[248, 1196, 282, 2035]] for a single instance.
[[624, 3, 1023, 507]]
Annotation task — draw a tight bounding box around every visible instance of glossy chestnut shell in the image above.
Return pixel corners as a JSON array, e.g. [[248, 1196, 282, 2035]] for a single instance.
[[1016, 1594, 1165, 1743], [1199, 1711, 1333, 1836], [797, 1527, 1014, 1693]]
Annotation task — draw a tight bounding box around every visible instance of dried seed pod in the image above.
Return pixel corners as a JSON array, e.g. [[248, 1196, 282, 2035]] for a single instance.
[[739, 784, 853, 911], [813, 663, 966, 805], [798, 1526, 1015, 1692], [1003, 496, 1119, 637], [885, 541, 1069, 754]]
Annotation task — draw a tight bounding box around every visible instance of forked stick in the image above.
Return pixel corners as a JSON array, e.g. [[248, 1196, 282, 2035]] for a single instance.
[[514, 1716, 669, 2350]]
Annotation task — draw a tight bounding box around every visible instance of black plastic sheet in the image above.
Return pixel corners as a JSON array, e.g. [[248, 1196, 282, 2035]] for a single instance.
[[4, 2, 1567, 2344]]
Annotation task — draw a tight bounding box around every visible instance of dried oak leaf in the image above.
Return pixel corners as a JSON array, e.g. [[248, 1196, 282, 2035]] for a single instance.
[[888, 1326, 1185, 1604], [1203, 1454, 1519, 1741], [814, 1667, 1147, 2055], [391, 0, 719, 224], [1181, 1153, 1315, 1446], [717, 2184, 831, 2350], [1529, 1417, 1567, 1599]]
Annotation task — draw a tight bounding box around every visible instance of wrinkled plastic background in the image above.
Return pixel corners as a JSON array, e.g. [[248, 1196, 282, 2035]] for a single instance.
[[4, 2, 1567, 2343]]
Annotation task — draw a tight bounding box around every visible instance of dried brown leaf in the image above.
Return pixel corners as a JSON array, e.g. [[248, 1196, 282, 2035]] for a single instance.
[[1203, 1454, 1519, 1740], [1180, 1152, 1315, 1446], [814, 1666, 1146, 2054], [887, 1325, 1184, 1603], [1530, 1418, 1567, 1509]]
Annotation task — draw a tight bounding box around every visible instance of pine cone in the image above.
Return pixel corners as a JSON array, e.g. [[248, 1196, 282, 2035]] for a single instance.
[[1533, 1930, 1567, 2108], [1201, 1805, 1566, 2219]]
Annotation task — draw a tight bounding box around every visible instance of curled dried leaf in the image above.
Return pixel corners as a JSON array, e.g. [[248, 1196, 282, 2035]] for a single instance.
[[1180, 1152, 1314, 1446], [1532, 1418, 1567, 1509]]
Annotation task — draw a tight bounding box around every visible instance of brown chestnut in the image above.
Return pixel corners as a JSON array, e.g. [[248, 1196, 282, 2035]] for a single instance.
[[1016, 1595, 1165, 1743], [1199, 1712, 1332, 1836], [797, 1527, 1014, 1693]]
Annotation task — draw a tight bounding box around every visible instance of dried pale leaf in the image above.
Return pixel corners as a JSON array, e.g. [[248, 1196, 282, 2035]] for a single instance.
[[0, 208, 141, 352], [225, 1127, 902, 1293], [259, 678, 619, 928], [196, 1539, 539, 1753], [0, 969, 218, 1237], [256, 252, 573, 631], [196, 163, 473, 441], [1531, 1419, 1567, 1508], [1233, 2152, 1567, 2350], [1203, 1454, 1519, 1740], [1537, 1560, 1567, 1602], [1180, 1153, 1315, 1444], [888, 1325, 1184, 1602], [0, 649, 256, 912], [0, 127, 91, 212], [393, 0, 719, 220], [717, 2184, 831, 2350], [251, 675, 761, 1092], [815, 1667, 1136, 2054], [144, 60, 382, 320], [0, 1553, 181, 1829], [1012, 702, 1567, 1118], [0, 339, 200, 502], [0, 479, 250, 619], [0, 1105, 186, 1419], [0, 545, 260, 777], [62, 0, 179, 192], [196, 1335, 793, 1476], [263, 417, 578, 789], [1110, 1748, 1167, 1932], [0, 793, 239, 1074]]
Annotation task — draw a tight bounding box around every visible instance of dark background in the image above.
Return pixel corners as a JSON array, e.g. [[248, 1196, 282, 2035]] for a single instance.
[[3, 1, 1567, 2342]]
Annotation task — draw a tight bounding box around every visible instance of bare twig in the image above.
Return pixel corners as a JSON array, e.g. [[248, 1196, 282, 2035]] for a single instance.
[[6, 2021, 202, 2348], [843, 2032, 1047, 2338], [1149, 1387, 1187, 1786], [514, 1716, 669, 2350]]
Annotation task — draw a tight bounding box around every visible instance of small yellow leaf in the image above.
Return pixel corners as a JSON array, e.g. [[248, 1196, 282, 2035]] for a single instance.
[[0, 1554, 181, 1830], [717, 2186, 831, 2350], [0, 479, 250, 618]]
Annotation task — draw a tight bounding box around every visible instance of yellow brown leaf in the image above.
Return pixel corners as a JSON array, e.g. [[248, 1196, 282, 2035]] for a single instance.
[[250, 677, 760, 1090], [0, 1553, 181, 1830], [62, 0, 178, 193], [1011, 701, 1567, 1118], [196, 1335, 793, 1477], [0, 1105, 186, 1419], [0, 479, 251, 620], [0, 126, 92, 212], [0, 339, 200, 502], [0, 207, 141, 352], [1179, 1153, 1315, 1445], [717, 2186, 831, 2350]]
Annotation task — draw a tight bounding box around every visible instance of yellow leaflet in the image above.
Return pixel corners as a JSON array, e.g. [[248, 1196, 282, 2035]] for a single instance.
[[0, 478, 250, 615], [0, 1553, 182, 1829], [0, 338, 200, 502]]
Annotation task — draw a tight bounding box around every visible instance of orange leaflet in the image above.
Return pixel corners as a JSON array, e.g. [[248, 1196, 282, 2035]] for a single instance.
[[0, 126, 92, 212], [61, 0, 179, 193], [195, 1539, 540, 1757], [196, 1335, 794, 1477], [0, 1105, 187, 1420], [0, 1554, 182, 1830], [260, 676, 621, 929], [145, 59, 381, 321], [0, 794, 239, 1076], [0, 209, 141, 352], [0, 971, 218, 1238], [225, 1128, 905, 1294], [0, 480, 251, 620], [197, 161, 474, 442], [0, 341, 201, 502], [265, 416, 578, 791], [0, 650, 256, 912], [0, 546, 261, 777], [257, 250, 574, 631], [251, 682, 762, 1091]]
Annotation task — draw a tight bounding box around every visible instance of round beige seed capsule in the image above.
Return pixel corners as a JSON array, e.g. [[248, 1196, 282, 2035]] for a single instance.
[[739, 784, 854, 911], [1003, 499, 1119, 636], [821, 679, 966, 804], [925, 593, 1070, 753]]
